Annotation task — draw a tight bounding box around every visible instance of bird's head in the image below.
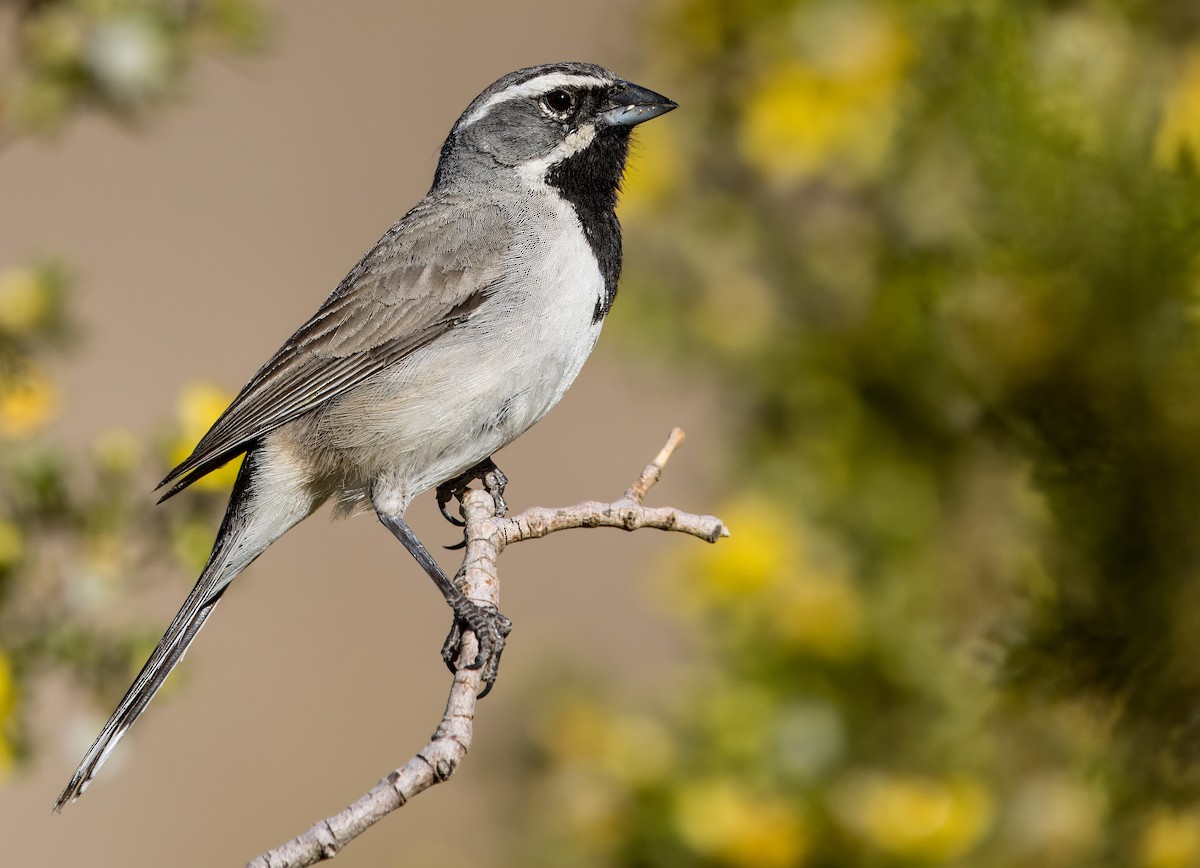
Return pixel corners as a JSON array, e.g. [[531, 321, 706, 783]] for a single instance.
[[434, 62, 677, 199]]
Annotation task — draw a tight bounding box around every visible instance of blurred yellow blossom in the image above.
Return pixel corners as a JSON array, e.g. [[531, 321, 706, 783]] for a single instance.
[[0, 367, 60, 437], [670, 0, 725, 61], [691, 497, 792, 601], [772, 570, 863, 659], [598, 712, 676, 786], [543, 766, 626, 847], [832, 771, 994, 861], [700, 682, 775, 760], [674, 779, 808, 867], [536, 695, 676, 786], [0, 521, 24, 571], [622, 119, 684, 216], [0, 267, 52, 332], [0, 732, 13, 779], [740, 5, 910, 185], [683, 496, 861, 655], [0, 653, 16, 779], [1156, 46, 1200, 168], [0, 653, 15, 721], [1139, 809, 1200, 868], [170, 382, 240, 490], [536, 694, 612, 764]]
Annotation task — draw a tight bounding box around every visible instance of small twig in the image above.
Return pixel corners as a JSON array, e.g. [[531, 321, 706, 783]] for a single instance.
[[626, 426, 686, 504], [249, 429, 727, 867]]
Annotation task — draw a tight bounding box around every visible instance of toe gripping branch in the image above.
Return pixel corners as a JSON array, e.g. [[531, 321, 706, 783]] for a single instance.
[[378, 512, 511, 698], [436, 457, 509, 529]]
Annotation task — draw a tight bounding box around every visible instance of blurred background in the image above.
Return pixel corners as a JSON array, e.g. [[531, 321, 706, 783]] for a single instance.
[[5, 0, 1200, 866]]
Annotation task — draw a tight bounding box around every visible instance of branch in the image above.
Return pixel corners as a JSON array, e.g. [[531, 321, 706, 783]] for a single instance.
[[249, 428, 727, 867]]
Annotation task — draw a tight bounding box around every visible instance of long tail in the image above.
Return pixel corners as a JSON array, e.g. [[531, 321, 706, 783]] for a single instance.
[[54, 449, 313, 810]]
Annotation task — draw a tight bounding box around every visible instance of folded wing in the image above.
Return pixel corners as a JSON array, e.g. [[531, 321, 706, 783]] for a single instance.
[[158, 198, 510, 500]]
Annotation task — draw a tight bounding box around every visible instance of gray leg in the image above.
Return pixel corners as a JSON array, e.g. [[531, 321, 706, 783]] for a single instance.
[[377, 512, 511, 697]]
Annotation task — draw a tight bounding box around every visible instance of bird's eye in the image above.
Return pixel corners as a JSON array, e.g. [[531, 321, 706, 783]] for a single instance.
[[541, 89, 575, 117]]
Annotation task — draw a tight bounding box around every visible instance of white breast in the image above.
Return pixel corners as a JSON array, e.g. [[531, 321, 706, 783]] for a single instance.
[[320, 185, 606, 514]]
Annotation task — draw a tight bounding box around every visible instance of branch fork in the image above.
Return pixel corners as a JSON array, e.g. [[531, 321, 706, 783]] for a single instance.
[[249, 428, 727, 867]]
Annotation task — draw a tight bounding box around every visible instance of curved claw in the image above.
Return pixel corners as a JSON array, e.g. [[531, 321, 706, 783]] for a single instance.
[[440, 604, 513, 697], [440, 620, 463, 675], [436, 458, 509, 528], [436, 486, 467, 527]]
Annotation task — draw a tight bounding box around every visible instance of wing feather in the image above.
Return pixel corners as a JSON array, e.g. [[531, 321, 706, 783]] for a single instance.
[[158, 198, 509, 500]]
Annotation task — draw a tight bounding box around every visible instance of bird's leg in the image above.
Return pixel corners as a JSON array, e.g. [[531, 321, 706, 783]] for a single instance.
[[377, 512, 511, 696], [436, 457, 509, 526]]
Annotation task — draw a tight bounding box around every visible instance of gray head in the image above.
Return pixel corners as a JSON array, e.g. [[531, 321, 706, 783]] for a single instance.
[[432, 61, 676, 198]]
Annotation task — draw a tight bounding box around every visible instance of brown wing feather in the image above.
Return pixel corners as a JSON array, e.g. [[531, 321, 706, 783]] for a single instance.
[[157, 197, 509, 500]]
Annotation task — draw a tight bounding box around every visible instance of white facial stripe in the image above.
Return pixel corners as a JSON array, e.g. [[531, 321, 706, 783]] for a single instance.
[[458, 73, 613, 130], [515, 123, 598, 184]]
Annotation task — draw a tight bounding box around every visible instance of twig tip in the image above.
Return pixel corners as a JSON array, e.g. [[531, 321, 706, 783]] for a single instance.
[[654, 428, 686, 470]]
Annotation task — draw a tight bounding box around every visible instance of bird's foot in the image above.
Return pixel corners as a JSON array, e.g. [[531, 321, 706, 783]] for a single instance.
[[441, 598, 513, 698], [436, 458, 509, 527]]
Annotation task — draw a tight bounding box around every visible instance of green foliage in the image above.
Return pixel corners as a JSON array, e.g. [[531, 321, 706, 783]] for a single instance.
[[0, 2, 260, 778], [513, 1, 1200, 865], [0, 260, 231, 776], [1, 0, 266, 135]]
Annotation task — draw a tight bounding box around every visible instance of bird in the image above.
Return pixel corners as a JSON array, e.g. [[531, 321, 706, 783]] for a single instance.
[[54, 61, 676, 809]]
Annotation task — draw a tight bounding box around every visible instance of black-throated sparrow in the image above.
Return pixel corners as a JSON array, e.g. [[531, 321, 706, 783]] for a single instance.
[[55, 61, 676, 808]]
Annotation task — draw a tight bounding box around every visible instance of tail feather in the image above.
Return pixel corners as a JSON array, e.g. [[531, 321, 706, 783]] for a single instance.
[[53, 580, 224, 810], [53, 448, 292, 811]]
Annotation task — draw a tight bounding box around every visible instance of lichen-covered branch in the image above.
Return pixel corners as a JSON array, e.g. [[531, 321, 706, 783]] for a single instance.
[[248, 429, 727, 867]]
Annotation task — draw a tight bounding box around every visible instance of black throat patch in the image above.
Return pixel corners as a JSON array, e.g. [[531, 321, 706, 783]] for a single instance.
[[545, 129, 629, 323]]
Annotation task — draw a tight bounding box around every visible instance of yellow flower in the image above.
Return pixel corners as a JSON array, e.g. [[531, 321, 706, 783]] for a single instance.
[[0, 653, 17, 780], [0, 367, 60, 438], [694, 497, 792, 601], [675, 779, 808, 868], [1156, 48, 1200, 168], [740, 6, 910, 186], [772, 571, 863, 659], [599, 712, 676, 787], [1139, 809, 1200, 868], [0, 521, 24, 570], [0, 653, 16, 723], [170, 382, 241, 490], [0, 734, 13, 780], [545, 766, 625, 847], [0, 267, 52, 332], [622, 119, 684, 216], [536, 695, 675, 785], [536, 694, 610, 764], [832, 771, 994, 861]]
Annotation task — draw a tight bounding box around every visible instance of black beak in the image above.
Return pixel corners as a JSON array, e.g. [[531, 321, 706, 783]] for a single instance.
[[599, 80, 678, 127]]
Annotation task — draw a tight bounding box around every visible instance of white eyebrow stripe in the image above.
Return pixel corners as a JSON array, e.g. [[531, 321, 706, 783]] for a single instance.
[[458, 73, 613, 130]]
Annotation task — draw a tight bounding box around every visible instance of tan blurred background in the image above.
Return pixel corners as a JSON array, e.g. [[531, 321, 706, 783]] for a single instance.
[[0, 2, 721, 864]]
